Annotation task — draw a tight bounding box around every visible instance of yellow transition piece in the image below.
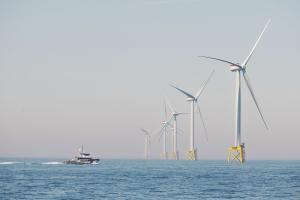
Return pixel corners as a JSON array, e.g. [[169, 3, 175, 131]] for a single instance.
[[227, 144, 245, 164], [187, 149, 197, 160], [170, 152, 179, 160]]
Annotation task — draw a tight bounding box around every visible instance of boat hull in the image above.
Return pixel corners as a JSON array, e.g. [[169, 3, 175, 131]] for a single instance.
[[64, 158, 100, 165]]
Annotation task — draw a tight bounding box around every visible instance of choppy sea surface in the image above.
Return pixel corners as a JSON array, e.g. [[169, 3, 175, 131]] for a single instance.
[[0, 158, 299, 199]]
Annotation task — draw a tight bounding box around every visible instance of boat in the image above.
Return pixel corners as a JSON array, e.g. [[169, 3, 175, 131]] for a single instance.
[[64, 145, 100, 165]]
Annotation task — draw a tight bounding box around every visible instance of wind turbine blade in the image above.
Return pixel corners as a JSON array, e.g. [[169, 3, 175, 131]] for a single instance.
[[243, 72, 269, 130], [140, 128, 150, 135], [163, 99, 168, 121], [198, 56, 243, 69], [242, 19, 271, 68], [166, 122, 173, 129], [157, 125, 166, 141], [177, 127, 185, 135], [156, 116, 174, 140], [158, 122, 173, 141], [177, 112, 190, 115], [164, 96, 175, 114], [170, 85, 195, 99], [195, 70, 215, 100], [196, 103, 208, 141]]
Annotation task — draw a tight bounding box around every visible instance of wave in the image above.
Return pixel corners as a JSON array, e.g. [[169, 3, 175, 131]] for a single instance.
[[0, 161, 22, 165], [41, 162, 63, 165]]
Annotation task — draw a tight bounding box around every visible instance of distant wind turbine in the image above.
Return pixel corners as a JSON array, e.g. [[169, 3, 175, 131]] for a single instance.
[[158, 97, 188, 160], [160, 100, 169, 159], [171, 70, 214, 160], [140, 128, 151, 160], [198, 19, 270, 163]]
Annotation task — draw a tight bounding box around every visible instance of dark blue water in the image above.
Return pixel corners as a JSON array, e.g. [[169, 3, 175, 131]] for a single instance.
[[0, 159, 299, 199]]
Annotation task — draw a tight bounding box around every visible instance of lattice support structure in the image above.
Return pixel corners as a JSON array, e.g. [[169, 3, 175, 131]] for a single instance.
[[187, 149, 197, 160], [227, 144, 245, 164]]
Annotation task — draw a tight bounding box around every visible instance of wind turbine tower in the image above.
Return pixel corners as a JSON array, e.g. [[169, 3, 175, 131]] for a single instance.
[[171, 71, 214, 160], [199, 20, 270, 163], [160, 101, 169, 159], [141, 128, 151, 160]]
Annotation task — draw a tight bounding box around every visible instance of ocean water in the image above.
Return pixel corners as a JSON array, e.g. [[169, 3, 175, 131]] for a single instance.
[[0, 159, 299, 199]]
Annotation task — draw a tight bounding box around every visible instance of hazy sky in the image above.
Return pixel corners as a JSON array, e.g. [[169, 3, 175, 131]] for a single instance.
[[0, 0, 299, 159]]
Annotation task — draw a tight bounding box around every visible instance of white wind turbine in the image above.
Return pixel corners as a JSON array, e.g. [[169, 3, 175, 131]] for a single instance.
[[160, 100, 169, 159], [171, 70, 214, 160], [140, 128, 151, 160], [158, 98, 188, 160], [199, 20, 270, 163]]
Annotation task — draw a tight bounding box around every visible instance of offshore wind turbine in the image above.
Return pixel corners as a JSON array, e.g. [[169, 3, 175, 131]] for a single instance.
[[199, 20, 270, 163], [171, 70, 214, 160], [140, 128, 151, 160], [160, 100, 169, 159], [159, 98, 188, 160], [165, 98, 188, 160]]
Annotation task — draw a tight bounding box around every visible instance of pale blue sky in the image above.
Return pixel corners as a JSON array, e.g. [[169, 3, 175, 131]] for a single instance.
[[0, 0, 299, 159]]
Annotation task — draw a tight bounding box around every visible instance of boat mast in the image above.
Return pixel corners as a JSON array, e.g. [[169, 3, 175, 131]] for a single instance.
[[79, 145, 84, 155]]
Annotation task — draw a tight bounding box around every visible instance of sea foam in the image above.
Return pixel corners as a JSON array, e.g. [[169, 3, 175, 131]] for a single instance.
[[41, 162, 63, 165], [0, 161, 21, 165]]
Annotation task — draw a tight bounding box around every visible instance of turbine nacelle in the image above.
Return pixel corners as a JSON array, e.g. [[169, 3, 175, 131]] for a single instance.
[[187, 97, 195, 101], [230, 63, 242, 72]]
